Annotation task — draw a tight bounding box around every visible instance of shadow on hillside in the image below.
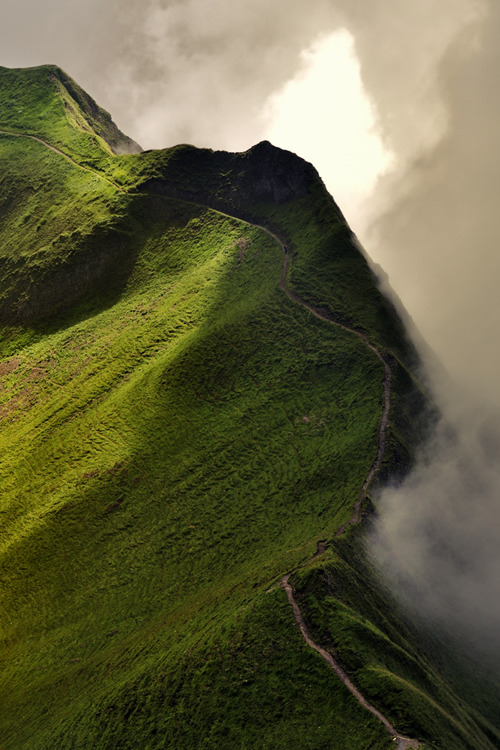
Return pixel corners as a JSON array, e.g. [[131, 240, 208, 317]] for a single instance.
[[1, 193, 208, 339]]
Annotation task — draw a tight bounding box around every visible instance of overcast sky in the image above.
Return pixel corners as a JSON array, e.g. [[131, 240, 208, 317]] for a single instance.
[[2, 0, 500, 651]]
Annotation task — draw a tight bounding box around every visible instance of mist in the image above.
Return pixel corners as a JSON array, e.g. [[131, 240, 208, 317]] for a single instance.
[[370, 406, 500, 659], [364, 1, 500, 661], [2, 0, 500, 657]]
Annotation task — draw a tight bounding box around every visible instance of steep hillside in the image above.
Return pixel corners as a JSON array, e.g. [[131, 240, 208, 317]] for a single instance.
[[0, 65, 499, 749], [0, 64, 140, 156]]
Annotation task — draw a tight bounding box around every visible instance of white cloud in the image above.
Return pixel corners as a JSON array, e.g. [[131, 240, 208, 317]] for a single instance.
[[261, 30, 393, 234]]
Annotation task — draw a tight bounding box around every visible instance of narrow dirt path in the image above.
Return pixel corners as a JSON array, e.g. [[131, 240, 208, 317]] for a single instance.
[[259, 226, 392, 531], [281, 574, 418, 749], [0, 129, 125, 192], [280, 242, 391, 527], [256, 229, 419, 748], [280, 573, 396, 734]]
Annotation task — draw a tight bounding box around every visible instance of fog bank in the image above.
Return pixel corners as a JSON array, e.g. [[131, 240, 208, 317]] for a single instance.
[[370, 405, 500, 660]]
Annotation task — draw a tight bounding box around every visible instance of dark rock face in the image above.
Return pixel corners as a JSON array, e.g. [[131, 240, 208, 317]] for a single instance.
[[1, 113, 339, 324], [0, 138, 324, 326], [236, 140, 321, 204], [139, 139, 333, 228]]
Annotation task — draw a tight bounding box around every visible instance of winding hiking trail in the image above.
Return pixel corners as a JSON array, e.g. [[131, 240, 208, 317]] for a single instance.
[[258, 228, 418, 749], [281, 573, 418, 750], [276, 237, 392, 533], [0, 127, 419, 748]]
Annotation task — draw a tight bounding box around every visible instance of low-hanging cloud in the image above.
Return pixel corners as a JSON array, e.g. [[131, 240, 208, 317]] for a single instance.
[[102, 0, 344, 151], [364, 1, 500, 403], [362, 1, 500, 660], [370, 407, 500, 661]]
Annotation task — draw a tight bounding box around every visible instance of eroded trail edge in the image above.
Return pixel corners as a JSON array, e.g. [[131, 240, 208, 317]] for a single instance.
[[280, 574, 418, 749]]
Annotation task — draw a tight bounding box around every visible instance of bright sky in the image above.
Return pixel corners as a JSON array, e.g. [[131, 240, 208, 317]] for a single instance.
[[262, 30, 393, 234]]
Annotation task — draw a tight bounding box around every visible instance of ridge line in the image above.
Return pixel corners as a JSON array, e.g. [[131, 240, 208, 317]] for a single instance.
[[253, 223, 392, 530], [0, 128, 125, 192], [252, 225, 418, 749], [0, 129, 417, 744]]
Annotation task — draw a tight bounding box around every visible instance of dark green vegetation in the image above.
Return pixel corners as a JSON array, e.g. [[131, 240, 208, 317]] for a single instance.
[[0, 64, 499, 749]]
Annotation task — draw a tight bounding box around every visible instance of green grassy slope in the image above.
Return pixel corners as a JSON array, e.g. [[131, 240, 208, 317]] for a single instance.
[[0, 65, 499, 749], [0, 64, 140, 157]]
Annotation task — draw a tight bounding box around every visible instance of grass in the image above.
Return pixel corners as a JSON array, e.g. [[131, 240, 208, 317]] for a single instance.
[[0, 64, 138, 161], [0, 189, 388, 747], [291, 534, 500, 749], [0, 63, 499, 749]]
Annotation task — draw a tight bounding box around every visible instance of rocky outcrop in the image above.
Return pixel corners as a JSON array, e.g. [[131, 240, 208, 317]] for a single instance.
[[51, 66, 142, 155], [139, 139, 344, 224]]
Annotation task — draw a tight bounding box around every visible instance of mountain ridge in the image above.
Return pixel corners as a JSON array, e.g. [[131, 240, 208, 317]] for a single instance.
[[0, 63, 141, 155], [0, 64, 499, 750]]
